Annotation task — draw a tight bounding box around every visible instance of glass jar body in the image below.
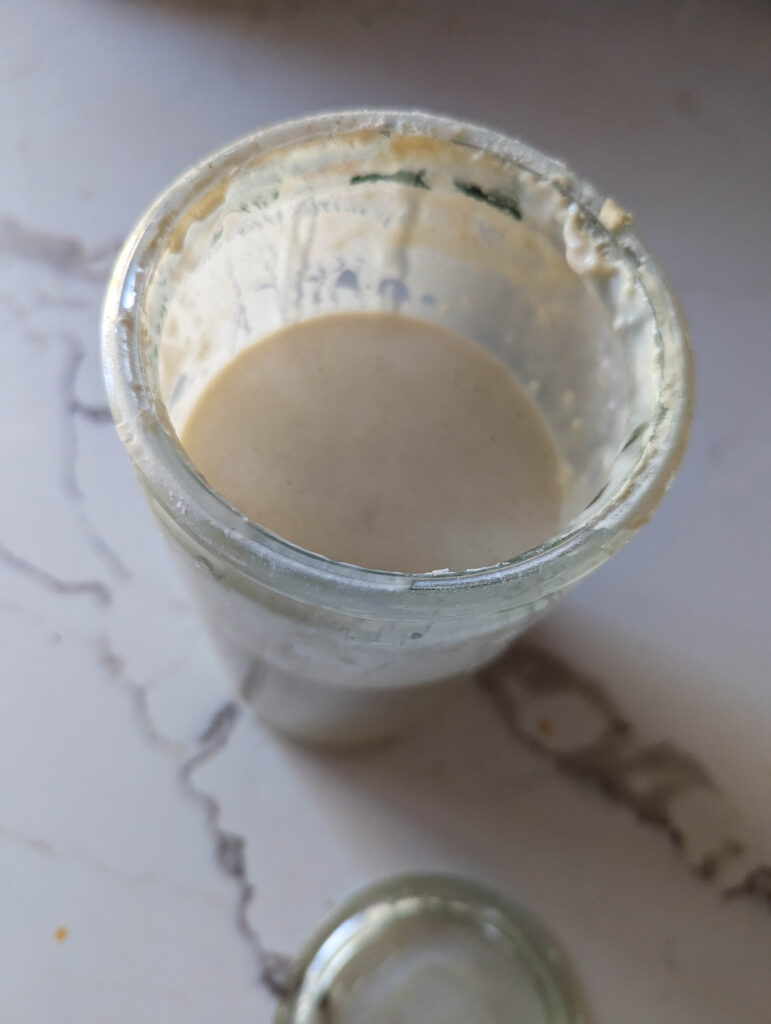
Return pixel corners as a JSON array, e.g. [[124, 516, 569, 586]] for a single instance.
[[155, 499, 563, 742], [103, 112, 691, 744]]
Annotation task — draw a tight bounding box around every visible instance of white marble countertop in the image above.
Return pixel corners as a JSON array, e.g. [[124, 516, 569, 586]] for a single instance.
[[1, 1, 769, 1020]]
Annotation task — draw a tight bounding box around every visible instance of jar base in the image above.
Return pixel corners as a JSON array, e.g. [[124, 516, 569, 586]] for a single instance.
[[241, 662, 471, 747]]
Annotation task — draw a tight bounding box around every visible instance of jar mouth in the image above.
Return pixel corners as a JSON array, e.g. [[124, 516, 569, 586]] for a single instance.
[[102, 110, 692, 616], [275, 872, 586, 1023]]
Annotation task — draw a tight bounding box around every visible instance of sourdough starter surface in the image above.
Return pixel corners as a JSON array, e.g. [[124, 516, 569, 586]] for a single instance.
[[180, 313, 565, 572]]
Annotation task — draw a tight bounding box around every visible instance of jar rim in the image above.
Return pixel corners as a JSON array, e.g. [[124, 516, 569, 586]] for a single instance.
[[101, 109, 692, 619], [275, 872, 587, 1023]]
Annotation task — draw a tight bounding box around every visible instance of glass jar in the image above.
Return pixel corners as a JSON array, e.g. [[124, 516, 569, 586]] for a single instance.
[[102, 111, 692, 744], [275, 873, 587, 1023]]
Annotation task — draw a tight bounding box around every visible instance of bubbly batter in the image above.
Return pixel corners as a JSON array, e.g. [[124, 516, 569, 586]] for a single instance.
[[180, 313, 565, 572]]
